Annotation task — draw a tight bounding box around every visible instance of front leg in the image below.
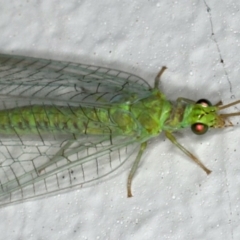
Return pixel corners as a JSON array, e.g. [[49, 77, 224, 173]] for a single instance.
[[165, 131, 211, 174]]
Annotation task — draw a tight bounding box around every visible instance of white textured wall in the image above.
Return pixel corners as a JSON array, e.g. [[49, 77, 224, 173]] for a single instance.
[[0, 1, 240, 239]]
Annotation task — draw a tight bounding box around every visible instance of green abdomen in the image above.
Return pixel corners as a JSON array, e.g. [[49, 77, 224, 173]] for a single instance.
[[0, 105, 139, 136], [0, 105, 109, 135]]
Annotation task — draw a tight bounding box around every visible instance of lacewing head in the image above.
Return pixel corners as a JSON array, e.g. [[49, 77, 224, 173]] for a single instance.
[[190, 99, 240, 135]]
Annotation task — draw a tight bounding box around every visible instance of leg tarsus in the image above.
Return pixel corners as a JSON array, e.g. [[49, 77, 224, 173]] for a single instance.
[[127, 142, 147, 197], [154, 66, 167, 89]]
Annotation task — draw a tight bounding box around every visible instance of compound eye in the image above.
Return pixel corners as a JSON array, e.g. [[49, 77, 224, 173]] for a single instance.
[[191, 123, 208, 135], [196, 99, 212, 107]]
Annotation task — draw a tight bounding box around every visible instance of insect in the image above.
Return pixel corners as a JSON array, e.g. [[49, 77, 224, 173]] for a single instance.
[[0, 53, 239, 207]]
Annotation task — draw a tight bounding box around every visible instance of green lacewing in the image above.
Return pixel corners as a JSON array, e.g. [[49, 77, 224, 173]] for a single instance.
[[0, 53, 239, 207]]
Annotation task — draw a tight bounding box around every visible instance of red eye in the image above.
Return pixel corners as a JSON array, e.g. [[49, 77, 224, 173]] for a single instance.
[[191, 123, 208, 135], [196, 99, 212, 107]]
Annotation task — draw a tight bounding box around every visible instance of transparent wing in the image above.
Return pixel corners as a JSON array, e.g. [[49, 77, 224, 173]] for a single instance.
[[0, 53, 152, 108], [0, 134, 141, 207], [0, 54, 151, 207]]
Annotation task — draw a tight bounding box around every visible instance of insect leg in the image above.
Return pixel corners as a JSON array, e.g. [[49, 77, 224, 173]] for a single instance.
[[176, 97, 195, 104], [127, 141, 147, 197], [165, 131, 212, 175], [154, 66, 167, 89]]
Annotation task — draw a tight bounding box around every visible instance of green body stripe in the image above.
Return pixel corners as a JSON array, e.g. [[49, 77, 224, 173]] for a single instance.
[[0, 89, 173, 140]]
